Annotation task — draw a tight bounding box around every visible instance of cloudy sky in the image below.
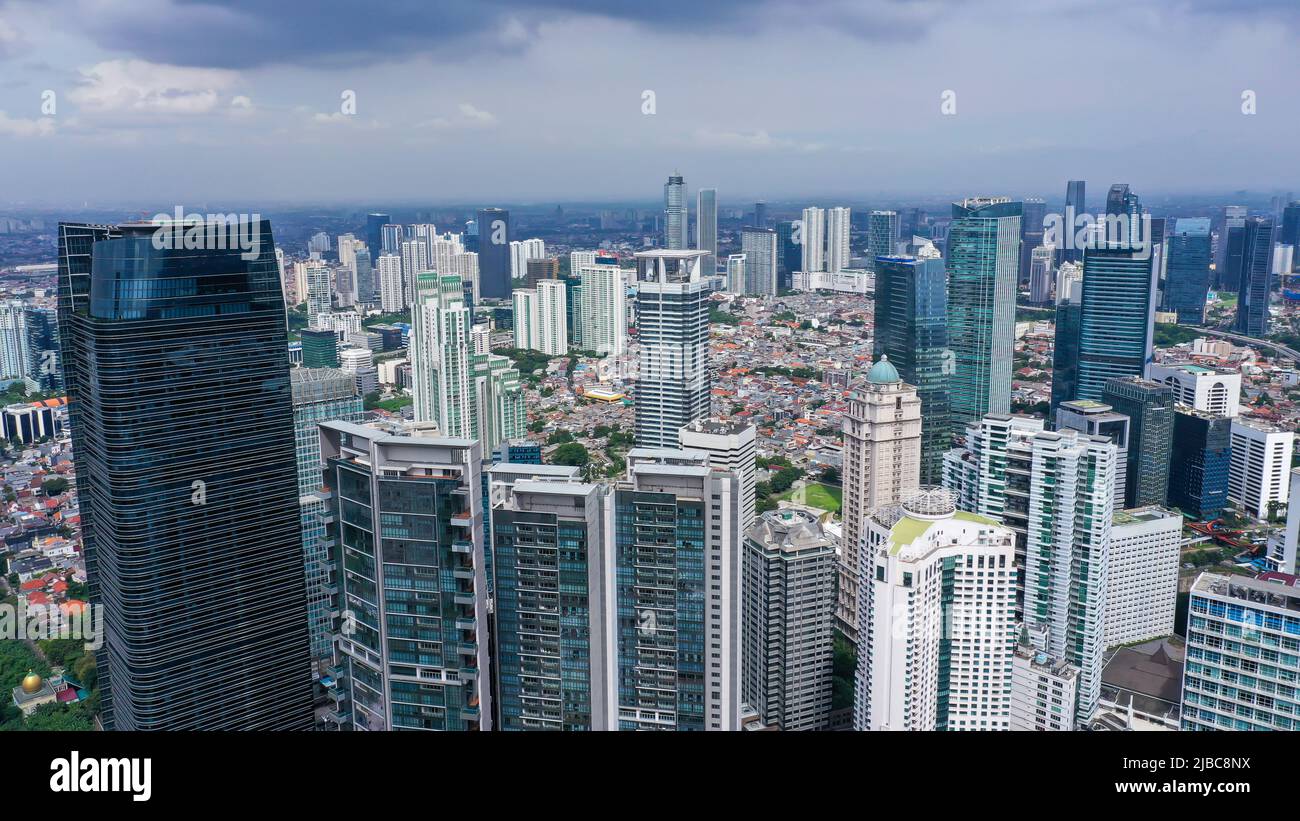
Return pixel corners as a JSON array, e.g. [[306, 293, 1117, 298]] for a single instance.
[[0, 0, 1297, 206]]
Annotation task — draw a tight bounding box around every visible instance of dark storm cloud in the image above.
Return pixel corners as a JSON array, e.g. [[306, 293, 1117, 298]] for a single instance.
[[57, 0, 960, 69]]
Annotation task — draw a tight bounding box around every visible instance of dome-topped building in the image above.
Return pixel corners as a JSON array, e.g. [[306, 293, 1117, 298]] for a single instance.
[[866, 355, 901, 384]]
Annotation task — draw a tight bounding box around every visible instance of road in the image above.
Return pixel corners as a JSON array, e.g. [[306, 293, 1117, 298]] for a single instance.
[[1193, 327, 1300, 362]]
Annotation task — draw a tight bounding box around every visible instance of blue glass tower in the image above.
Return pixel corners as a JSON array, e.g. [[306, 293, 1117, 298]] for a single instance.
[[873, 254, 950, 484], [1163, 218, 1212, 324]]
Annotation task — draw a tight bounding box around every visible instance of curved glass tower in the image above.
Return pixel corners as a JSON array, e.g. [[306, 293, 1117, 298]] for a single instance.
[[57, 219, 314, 730]]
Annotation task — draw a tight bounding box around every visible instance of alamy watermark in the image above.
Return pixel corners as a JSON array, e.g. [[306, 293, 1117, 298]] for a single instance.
[[1043, 207, 1153, 260], [0, 599, 104, 649], [149, 207, 264, 261]]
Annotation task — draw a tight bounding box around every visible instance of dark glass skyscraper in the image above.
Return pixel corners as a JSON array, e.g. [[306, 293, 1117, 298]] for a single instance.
[[1049, 285, 1082, 423], [1282, 201, 1300, 254], [1162, 217, 1212, 324], [1167, 406, 1232, 521], [1074, 244, 1156, 401], [477, 207, 511, 299], [776, 221, 798, 291], [57, 219, 313, 730], [873, 254, 950, 484], [365, 212, 389, 264], [1063, 180, 1086, 264], [1102, 376, 1174, 509], [1235, 217, 1275, 338]]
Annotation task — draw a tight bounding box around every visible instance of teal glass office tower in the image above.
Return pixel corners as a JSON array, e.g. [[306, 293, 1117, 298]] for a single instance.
[[1163, 218, 1212, 324], [1074, 244, 1157, 401], [946, 198, 1021, 432], [56, 219, 314, 730], [873, 254, 950, 484]]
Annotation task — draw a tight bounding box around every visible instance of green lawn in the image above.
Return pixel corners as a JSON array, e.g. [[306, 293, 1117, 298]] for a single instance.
[[778, 482, 843, 513]]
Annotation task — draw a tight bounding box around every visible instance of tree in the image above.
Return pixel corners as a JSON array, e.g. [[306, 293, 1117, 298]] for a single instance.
[[41, 477, 69, 496], [547, 429, 574, 445], [821, 466, 841, 485], [550, 442, 590, 467]]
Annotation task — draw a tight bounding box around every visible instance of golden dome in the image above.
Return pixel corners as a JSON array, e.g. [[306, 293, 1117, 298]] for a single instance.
[[21, 671, 42, 694]]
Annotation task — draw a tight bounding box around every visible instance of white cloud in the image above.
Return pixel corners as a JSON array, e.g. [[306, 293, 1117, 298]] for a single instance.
[[417, 102, 498, 131], [693, 127, 823, 153], [0, 110, 54, 137], [230, 95, 252, 108], [68, 59, 239, 114], [0, 15, 23, 58]]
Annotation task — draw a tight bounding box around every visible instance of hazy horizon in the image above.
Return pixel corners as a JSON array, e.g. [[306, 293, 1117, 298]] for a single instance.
[[1, 0, 1298, 204]]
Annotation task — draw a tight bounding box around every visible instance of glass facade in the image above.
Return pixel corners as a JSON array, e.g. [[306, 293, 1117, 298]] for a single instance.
[[1235, 217, 1275, 338], [873, 255, 950, 484], [56, 219, 314, 730], [1075, 245, 1156, 401], [326, 426, 487, 731], [1167, 408, 1231, 521], [945, 199, 1020, 432], [1101, 377, 1174, 509], [493, 492, 602, 730], [1163, 218, 1212, 324], [614, 488, 706, 730]]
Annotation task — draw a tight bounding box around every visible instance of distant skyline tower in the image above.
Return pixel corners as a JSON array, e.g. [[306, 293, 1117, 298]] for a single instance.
[[1235, 217, 1276, 337], [1215, 206, 1248, 291], [826, 207, 851, 273], [664, 172, 687, 250], [867, 210, 899, 271], [1162, 217, 1212, 324], [838, 357, 922, 641], [873, 251, 950, 485], [57, 219, 314, 730], [945, 197, 1021, 431], [365, 212, 389, 265], [801, 207, 825, 273], [696, 187, 718, 273], [740, 227, 778, 295], [775, 220, 799, 291], [753, 200, 768, 229], [477, 207, 511, 299], [633, 249, 712, 448], [1019, 197, 1047, 283], [1063, 181, 1086, 264]]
